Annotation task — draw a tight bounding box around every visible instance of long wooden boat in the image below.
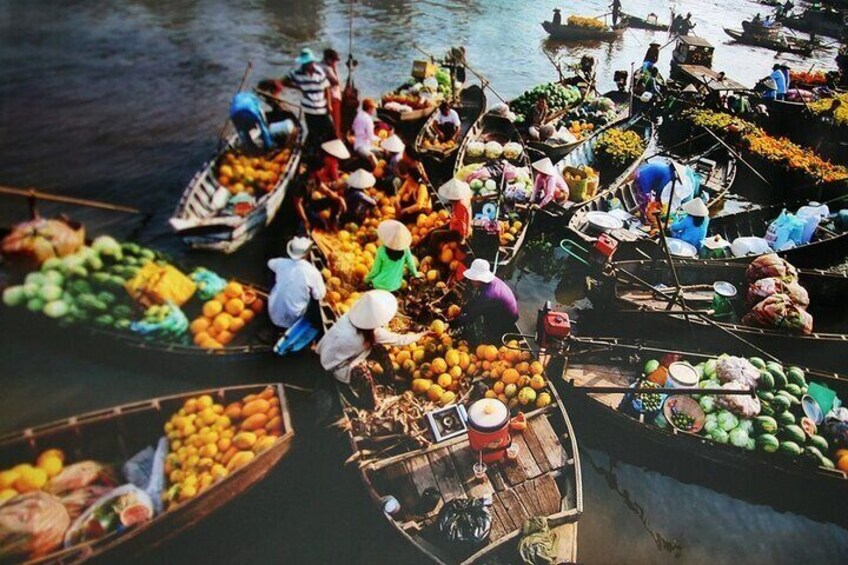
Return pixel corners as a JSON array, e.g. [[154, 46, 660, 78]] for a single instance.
[[723, 28, 814, 56], [583, 258, 848, 375], [542, 114, 655, 219], [551, 336, 848, 526], [542, 20, 625, 41], [0, 384, 294, 564], [780, 9, 847, 39], [415, 85, 487, 167], [170, 112, 303, 254], [566, 143, 738, 247], [622, 13, 670, 31], [454, 112, 534, 266]]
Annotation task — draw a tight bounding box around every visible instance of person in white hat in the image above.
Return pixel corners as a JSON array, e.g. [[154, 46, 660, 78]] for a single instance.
[[267, 237, 326, 329], [293, 139, 350, 232], [281, 47, 333, 151], [427, 178, 473, 254], [364, 220, 422, 292], [380, 134, 408, 179], [670, 197, 710, 251], [457, 259, 519, 342], [316, 290, 427, 385], [351, 98, 380, 168], [531, 157, 568, 209], [343, 168, 378, 223]]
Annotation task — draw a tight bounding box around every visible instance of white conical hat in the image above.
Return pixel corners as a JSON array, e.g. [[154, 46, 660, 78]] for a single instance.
[[321, 139, 351, 159], [349, 290, 398, 330], [438, 178, 472, 201], [532, 157, 556, 176], [463, 258, 495, 283], [682, 197, 709, 217], [346, 168, 376, 189], [380, 134, 405, 153], [671, 160, 689, 183], [377, 220, 412, 251]]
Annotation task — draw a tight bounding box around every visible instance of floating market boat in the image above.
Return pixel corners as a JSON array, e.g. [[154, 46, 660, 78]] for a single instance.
[[621, 12, 670, 32], [550, 336, 848, 526], [170, 110, 303, 254], [454, 112, 534, 266], [583, 258, 848, 375], [542, 20, 625, 41], [723, 27, 814, 56], [415, 85, 487, 168], [780, 8, 848, 39], [0, 384, 294, 564], [565, 143, 738, 246]]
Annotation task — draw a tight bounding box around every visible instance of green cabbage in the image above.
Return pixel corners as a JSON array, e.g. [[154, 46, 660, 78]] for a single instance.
[[41, 257, 63, 272], [92, 236, 122, 258], [710, 428, 729, 444], [26, 297, 45, 312], [729, 428, 749, 448], [38, 284, 63, 302], [717, 410, 739, 432], [42, 270, 64, 286], [736, 419, 754, 436], [699, 396, 717, 414], [43, 300, 69, 319], [25, 272, 46, 286], [2, 286, 26, 307], [703, 415, 718, 435]]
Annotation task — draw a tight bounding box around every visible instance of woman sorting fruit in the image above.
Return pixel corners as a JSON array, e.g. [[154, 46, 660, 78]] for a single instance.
[[342, 169, 378, 224], [294, 139, 349, 233], [669, 198, 710, 251], [427, 179, 473, 253], [393, 163, 432, 221], [365, 220, 422, 292], [531, 157, 567, 208], [630, 159, 686, 223], [456, 259, 519, 342], [316, 290, 428, 403]]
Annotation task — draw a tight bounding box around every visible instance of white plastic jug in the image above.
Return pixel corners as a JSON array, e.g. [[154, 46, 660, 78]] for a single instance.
[[731, 236, 771, 257], [796, 203, 829, 244]]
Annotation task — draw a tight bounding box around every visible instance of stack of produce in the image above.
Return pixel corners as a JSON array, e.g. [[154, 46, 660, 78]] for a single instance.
[[640, 355, 847, 472], [163, 386, 283, 506], [478, 340, 554, 410], [808, 92, 848, 126], [595, 128, 646, 168], [510, 83, 582, 125], [789, 70, 828, 87], [315, 218, 380, 315], [421, 136, 457, 152], [409, 209, 451, 247], [216, 147, 293, 198], [567, 15, 608, 29], [683, 108, 848, 182], [498, 219, 525, 246], [558, 96, 620, 139], [189, 281, 264, 349], [0, 449, 67, 505], [741, 254, 812, 335]]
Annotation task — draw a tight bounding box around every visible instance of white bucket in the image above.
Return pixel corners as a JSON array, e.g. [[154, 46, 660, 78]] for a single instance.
[[667, 362, 699, 389]]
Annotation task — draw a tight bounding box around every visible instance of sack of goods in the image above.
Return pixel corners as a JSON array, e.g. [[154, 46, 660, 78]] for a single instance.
[[125, 263, 197, 307], [741, 254, 812, 335]]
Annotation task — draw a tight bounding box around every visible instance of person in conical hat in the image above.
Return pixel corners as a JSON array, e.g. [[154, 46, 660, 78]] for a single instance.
[[267, 237, 326, 329], [428, 179, 473, 256], [670, 197, 711, 251], [294, 138, 350, 232], [316, 290, 427, 385], [364, 220, 422, 292], [631, 158, 684, 223], [456, 259, 519, 342], [531, 157, 568, 208], [343, 168, 378, 223]]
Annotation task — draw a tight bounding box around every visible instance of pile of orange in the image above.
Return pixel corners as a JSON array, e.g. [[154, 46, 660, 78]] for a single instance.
[[0, 448, 66, 505], [216, 149, 292, 196], [410, 209, 450, 247], [499, 220, 523, 246], [190, 281, 264, 349], [479, 340, 553, 410]]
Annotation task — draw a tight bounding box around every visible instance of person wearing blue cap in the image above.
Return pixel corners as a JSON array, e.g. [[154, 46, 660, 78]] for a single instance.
[[229, 92, 274, 150], [283, 48, 333, 152]]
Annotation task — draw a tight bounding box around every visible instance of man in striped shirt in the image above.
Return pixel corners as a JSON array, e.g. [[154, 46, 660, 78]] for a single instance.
[[283, 48, 334, 155]]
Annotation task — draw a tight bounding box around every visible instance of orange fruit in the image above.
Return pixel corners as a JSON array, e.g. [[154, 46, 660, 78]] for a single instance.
[[224, 281, 244, 298], [476, 344, 488, 360], [449, 366, 463, 380], [530, 375, 546, 390], [430, 358, 448, 375], [501, 369, 520, 385], [203, 301, 223, 318], [239, 309, 255, 322], [484, 345, 499, 362], [217, 330, 234, 345], [445, 349, 460, 367], [250, 297, 265, 313], [229, 317, 246, 333], [492, 381, 505, 394], [427, 385, 445, 402], [194, 331, 211, 346], [437, 373, 452, 388], [447, 304, 461, 319], [530, 361, 544, 375], [191, 317, 211, 335], [213, 313, 232, 332], [838, 454, 848, 473], [225, 298, 245, 316]]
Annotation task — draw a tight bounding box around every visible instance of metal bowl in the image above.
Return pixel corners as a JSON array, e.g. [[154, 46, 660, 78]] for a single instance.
[[665, 237, 698, 258], [585, 211, 624, 233]]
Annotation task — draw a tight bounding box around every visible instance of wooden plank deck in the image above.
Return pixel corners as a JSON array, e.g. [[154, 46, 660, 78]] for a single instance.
[[565, 364, 634, 408]]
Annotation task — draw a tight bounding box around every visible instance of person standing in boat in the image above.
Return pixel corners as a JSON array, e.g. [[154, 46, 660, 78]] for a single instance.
[[552, 8, 562, 26], [531, 158, 567, 209], [770, 64, 787, 100], [610, 0, 622, 26], [229, 92, 274, 151], [427, 179, 473, 254], [267, 237, 326, 330], [643, 43, 661, 71], [282, 48, 333, 154], [321, 49, 343, 139], [433, 101, 461, 143], [669, 198, 710, 251], [294, 139, 349, 233], [365, 220, 422, 292], [456, 259, 519, 343], [679, 13, 696, 35], [351, 98, 380, 169]]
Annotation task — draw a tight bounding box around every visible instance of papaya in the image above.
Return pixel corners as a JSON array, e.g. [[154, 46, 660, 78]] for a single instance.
[[242, 399, 270, 418], [226, 451, 255, 471], [233, 431, 257, 450], [241, 413, 268, 431], [224, 402, 242, 419], [253, 436, 277, 453], [259, 387, 276, 401]]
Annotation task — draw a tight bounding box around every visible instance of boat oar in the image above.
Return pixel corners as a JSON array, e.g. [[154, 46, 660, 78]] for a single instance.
[[0, 185, 143, 215], [699, 126, 774, 190], [217, 61, 254, 150], [569, 384, 756, 396]]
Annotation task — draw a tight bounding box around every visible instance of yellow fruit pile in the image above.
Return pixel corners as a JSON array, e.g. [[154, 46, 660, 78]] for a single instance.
[[190, 281, 264, 349], [567, 15, 608, 30], [478, 341, 553, 411], [410, 209, 450, 247], [422, 137, 458, 151], [596, 128, 646, 168], [0, 449, 65, 505], [499, 220, 523, 246], [217, 149, 292, 196], [809, 93, 848, 126], [163, 386, 283, 506]]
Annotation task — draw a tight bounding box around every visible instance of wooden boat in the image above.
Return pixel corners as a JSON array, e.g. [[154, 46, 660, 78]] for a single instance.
[[454, 112, 534, 266], [566, 143, 738, 247], [415, 85, 487, 166], [583, 258, 848, 375], [781, 8, 848, 39], [724, 27, 814, 55], [542, 114, 655, 219], [622, 12, 670, 32], [542, 20, 624, 41], [170, 111, 303, 254], [526, 91, 631, 163], [552, 336, 848, 526], [0, 384, 294, 564]]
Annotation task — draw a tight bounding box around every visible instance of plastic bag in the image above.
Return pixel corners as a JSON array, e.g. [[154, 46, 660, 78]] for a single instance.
[[123, 438, 168, 514], [1, 218, 85, 266], [764, 210, 793, 250], [124, 262, 197, 307], [742, 294, 813, 334], [716, 381, 761, 418], [715, 356, 760, 388], [746, 277, 809, 308], [59, 485, 114, 521], [46, 461, 117, 495], [190, 268, 227, 301], [745, 254, 798, 283], [730, 236, 771, 258], [64, 484, 154, 548], [436, 498, 492, 545], [0, 491, 71, 561]]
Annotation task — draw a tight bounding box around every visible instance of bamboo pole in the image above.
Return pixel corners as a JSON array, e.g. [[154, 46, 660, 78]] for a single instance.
[[0, 185, 142, 215]]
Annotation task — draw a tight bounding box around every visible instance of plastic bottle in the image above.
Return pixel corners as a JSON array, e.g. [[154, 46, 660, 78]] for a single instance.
[[796, 202, 829, 244]]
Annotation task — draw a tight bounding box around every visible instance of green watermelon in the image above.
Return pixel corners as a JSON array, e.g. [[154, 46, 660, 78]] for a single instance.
[[760, 402, 776, 417], [768, 363, 788, 389], [749, 356, 766, 370], [756, 434, 779, 453], [785, 384, 803, 398], [758, 371, 775, 391], [776, 390, 800, 406], [786, 366, 807, 388], [808, 434, 829, 453], [777, 411, 796, 426], [781, 425, 806, 444], [754, 416, 778, 435], [643, 359, 660, 376], [820, 457, 835, 469], [779, 441, 803, 456], [757, 391, 775, 402], [771, 396, 791, 413]]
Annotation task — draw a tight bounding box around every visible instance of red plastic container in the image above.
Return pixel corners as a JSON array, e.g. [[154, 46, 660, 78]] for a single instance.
[[466, 399, 511, 463]]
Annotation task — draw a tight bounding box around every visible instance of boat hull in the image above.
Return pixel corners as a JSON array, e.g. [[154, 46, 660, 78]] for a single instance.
[[542, 21, 624, 41]]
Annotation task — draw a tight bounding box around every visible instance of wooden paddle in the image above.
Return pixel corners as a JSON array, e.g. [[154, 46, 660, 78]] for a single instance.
[[0, 185, 142, 215]]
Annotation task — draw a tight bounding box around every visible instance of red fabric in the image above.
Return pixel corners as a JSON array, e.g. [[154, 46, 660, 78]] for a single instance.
[[313, 155, 340, 184], [449, 201, 471, 239], [330, 98, 342, 139]]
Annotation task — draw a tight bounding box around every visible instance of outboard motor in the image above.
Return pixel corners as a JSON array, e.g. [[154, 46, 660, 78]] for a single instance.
[[535, 301, 572, 350]]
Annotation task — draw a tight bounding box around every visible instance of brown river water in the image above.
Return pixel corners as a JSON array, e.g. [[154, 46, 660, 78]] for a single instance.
[[1, 0, 846, 563]]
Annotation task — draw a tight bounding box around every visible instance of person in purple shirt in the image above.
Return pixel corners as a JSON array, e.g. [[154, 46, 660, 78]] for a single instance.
[[458, 259, 519, 342]]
